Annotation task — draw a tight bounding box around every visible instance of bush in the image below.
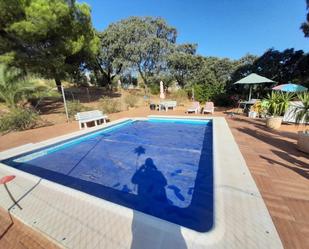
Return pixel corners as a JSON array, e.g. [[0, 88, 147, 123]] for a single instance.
[[0, 108, 39, 132], [169, 89, 188, 104], [98, 97, 122, 114], [149, 83, 160, 95], [124, 94, 138, 108], [213, 93, 237, 107], [66, 100, 90, 118], [193, 83, 224, 103], [193, 84, 211, 103]]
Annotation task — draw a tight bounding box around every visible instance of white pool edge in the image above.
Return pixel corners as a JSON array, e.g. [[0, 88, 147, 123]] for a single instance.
[[0, 116, 283, 249]]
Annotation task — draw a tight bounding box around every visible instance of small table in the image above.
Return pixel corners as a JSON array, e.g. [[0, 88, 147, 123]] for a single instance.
[[158, 101, 177, 112], [238, 99, 259, 113]]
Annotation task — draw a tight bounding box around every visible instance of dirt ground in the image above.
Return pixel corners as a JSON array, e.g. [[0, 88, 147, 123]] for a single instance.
[[0, 104, 306, 151]]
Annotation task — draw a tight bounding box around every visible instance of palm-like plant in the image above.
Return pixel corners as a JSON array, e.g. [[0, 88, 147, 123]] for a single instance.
[[266, 91, 294, 116], [0, 65, 55, 109]]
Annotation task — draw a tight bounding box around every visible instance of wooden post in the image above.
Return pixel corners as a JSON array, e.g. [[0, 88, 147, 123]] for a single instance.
[[86, 88, 90, 102], [61, 86, 69, 123]]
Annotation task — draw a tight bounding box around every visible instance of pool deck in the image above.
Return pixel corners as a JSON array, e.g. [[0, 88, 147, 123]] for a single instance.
[[0, 107, 308, 249]]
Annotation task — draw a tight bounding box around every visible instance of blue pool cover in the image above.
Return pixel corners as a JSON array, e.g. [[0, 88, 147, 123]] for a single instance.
[[3, 119, 213, 232]]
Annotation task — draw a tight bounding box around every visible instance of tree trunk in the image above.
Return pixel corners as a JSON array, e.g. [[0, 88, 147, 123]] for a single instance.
[[138, 68, 148, 95], [96, 58, 112, 86], [138, 67, 148, 85], [55, 77, 62, 92]]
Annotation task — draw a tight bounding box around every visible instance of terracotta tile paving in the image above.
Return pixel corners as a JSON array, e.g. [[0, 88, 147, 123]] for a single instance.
[[0, 206, 59, 249], [227, 115, 309, 249], [0, 107, 308, 249]]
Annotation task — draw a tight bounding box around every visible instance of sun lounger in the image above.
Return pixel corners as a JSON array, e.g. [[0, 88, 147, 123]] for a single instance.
[[75, 110, 108, 129], [187, 101, 200, 114], [203, 102, 214, 114]]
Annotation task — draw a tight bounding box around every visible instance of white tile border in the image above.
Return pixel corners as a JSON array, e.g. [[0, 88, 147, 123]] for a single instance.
[[0, 116, 283, 249]]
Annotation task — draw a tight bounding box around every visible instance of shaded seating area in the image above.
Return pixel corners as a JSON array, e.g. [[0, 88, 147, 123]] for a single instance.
[[233, 73, 275, 113]]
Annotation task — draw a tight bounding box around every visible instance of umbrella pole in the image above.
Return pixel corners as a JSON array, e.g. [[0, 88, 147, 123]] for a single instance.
[[249, 86, 252, 101]]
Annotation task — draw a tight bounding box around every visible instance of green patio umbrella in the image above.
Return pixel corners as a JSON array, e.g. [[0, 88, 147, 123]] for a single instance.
[[233, 73, 275, 101]]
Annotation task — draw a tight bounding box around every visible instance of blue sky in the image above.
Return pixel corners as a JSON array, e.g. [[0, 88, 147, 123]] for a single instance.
[[83, 0, 309, 59]]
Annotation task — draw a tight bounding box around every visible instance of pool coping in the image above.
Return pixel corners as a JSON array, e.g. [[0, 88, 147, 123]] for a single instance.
[[0, 116, 283, 249]]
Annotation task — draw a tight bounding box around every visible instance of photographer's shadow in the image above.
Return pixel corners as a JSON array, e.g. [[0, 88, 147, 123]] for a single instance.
[[130, 158, 187, 249]]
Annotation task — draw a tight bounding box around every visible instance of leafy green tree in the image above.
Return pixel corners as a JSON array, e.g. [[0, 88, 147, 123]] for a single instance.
[[186, 56, 237, 102], [204, 57, 238, 86], [293, 53, 309, 88], [115, 17, 177, 85], [231, 49, 309, 88], [0, 0, 99, 91], [254, 49, 304, 82], [301, 0, 309, 37], [230, 53, 258, 83], [167, 43, 199, 87], [94, 26, 127, 86], [193, 73, 223, 102]]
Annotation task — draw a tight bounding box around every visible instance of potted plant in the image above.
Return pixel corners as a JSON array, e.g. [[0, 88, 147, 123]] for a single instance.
[[292, 92, 309, 153], [248, 101, 260, 118], [259, 100, 269, 118], [265, 92, 294, 129], [248, 100, 268, 118]]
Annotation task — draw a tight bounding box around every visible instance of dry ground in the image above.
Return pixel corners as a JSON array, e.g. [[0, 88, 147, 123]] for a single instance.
[[0, 105, 308, 249]]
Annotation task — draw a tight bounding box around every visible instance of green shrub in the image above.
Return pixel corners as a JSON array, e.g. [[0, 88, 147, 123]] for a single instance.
[[98, 97, 122, 114], [213, 93, 236, 107], [194, 84, 212, 103], [169, 89, 188, 104], [124, 94, 139, 108], [193, 83, 224, 103], [149, 83, 160, 95], [66, 100, 90, 118], [0, 108, 39, 132], [0, 65, 57, 109]]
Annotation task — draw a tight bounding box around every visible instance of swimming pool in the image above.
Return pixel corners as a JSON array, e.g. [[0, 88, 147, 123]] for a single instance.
[[3, 118, 213, 232], [0, 116, 284, 249]]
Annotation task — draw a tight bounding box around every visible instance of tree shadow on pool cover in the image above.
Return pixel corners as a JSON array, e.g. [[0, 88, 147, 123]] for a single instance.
[[130, 158, 187, 249]]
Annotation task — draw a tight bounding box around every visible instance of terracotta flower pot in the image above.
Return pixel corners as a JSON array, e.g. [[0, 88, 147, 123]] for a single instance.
[[266, 117, 282, 129], [297, 131, 309, 154]]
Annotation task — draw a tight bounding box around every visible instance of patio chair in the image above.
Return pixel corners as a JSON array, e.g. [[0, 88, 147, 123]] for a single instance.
[[203, 102, 214, 114], [187, 101, 200, 114]]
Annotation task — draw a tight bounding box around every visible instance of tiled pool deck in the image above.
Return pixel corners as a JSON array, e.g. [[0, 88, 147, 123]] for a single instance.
[[228, 116, 309, 249], [0, 109, 308, 249]]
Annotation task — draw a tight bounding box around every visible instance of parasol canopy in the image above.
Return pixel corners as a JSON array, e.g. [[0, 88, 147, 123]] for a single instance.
[[272, 83, 307, 92], [234, 73, 275, 100]]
